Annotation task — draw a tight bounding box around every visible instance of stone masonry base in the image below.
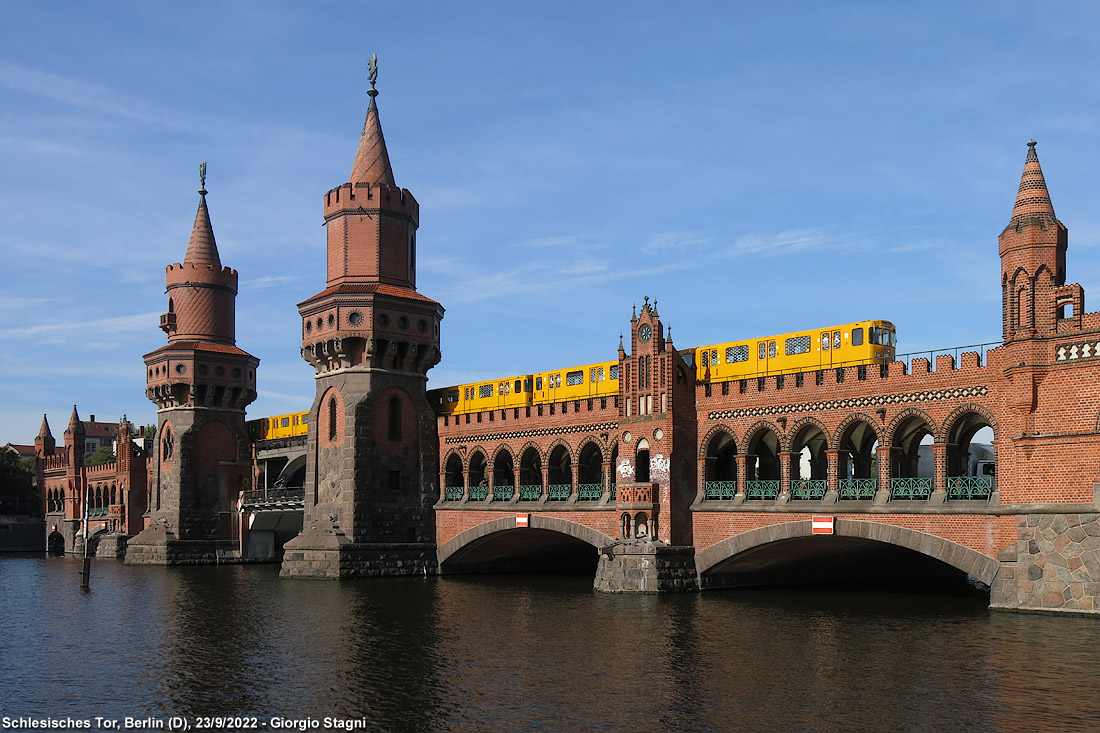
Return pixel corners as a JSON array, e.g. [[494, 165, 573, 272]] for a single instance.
[[280, 528, 437, 578], [990, 513, 1100, 614], [593, 540, 699, 593]]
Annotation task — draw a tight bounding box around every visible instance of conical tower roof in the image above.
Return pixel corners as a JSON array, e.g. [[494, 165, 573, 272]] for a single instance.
[[38, 413, 53, 439], [183, 163, 222, 268], [349, 57, 396, 187], [1009, 141, 1058, 226], [65, 405, 84, 435]]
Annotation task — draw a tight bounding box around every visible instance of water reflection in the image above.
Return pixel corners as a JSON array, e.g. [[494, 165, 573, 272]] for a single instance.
[[2, 557, 1099, 731]]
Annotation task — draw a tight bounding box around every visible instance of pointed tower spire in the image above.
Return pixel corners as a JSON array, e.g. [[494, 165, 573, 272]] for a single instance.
[[1009, 141, 1057, 226], [65, 405, 84, 435], [183, 162, 222, 268], [349, 54, 396, 187], [39, 414, 53, 440]]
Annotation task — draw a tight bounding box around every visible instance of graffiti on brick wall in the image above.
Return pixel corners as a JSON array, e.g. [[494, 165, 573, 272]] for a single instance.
[[617, 458, 634, 482], [651, 454, 670, 481]]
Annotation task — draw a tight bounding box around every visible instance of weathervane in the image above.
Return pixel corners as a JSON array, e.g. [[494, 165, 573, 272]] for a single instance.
[[199, 161, 207, 195], [368, 53, 379, 94]]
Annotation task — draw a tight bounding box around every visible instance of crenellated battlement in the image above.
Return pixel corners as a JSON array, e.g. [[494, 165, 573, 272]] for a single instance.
[[323, 181, 418, 219]]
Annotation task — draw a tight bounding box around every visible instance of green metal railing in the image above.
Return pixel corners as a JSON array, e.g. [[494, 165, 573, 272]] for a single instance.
[[789, 479, 827, 500], [578, 483, 603, 501], [946, 476, 994, 500], [468, 485, 488, 501], [492, 484, 514, 501], [745, 480, 781, 500], [838, 478, 877, 500], [548, 483, 572, 501], [444, 485, 464, 501], [519, 484, 542, 501], [890, 477, 933, 500], [704, 480, 738, 500], [609, 483, 617, 502]]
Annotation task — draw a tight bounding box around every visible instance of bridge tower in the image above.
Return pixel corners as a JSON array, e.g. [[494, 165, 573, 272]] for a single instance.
[[1000, 141, 1081, 343], [280, 59, 444, 578], [127, 168, 260, 565]]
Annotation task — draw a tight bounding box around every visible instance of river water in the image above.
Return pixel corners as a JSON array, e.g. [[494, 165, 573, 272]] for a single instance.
[[2, 556, 1099, 732]]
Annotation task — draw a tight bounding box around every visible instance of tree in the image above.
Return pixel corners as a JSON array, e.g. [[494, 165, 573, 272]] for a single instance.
[[85, 445, 116, 467], [0, 449, 34, 498]]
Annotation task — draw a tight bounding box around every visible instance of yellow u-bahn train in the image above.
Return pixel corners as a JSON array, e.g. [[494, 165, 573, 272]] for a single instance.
[[248, 411, 310, 441], [692, 319, 895, 381], [432, 319, 895, 416]]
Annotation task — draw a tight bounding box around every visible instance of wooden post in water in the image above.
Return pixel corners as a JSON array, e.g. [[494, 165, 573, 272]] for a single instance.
[[80, 479, 91, 590]]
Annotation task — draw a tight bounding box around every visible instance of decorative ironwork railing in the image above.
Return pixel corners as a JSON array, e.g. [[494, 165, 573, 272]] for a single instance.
[[468, 485, 488, 501], [890, 477, 933, 501], [578, 483, 603, 501], [704, 481, 737, 500], [548, 483, 572, 501], [946, 476, 994, 500], [837, 478, 877, 500], [444, 485, 464, 501], [492, 484, 514, 501], [519, 484, 542, 501], [789, 479, 827, 500], [609, 483, 616, 502], [745, 480, 781, 500], [242, 487, 305, 505]]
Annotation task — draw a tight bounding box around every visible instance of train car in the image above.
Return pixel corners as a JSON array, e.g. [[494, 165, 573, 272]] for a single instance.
[[437, 373, 534, 417], [248, 410, 310, 441], [693, 319, 895, 382], [531, 360, 620, 404]]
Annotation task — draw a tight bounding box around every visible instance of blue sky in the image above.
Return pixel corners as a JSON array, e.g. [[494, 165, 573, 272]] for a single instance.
[[2, 1, 1100, 446]]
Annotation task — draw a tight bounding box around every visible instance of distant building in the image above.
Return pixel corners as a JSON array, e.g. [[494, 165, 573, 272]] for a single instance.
[[37, 408, 150, 556]]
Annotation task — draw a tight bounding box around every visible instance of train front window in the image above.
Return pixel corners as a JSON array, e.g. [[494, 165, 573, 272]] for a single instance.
[[870, 326, 895, 346], [446, 390, 459, 403]]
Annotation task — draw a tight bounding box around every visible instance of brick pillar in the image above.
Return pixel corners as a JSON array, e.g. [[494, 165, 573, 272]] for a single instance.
[[601, 459, 612, 500], [570, 458, 578, 500], [734, 454, 749, 499], [875, 444, 893, 504], [462, 469, 470, 501], [540, 465, 549, 502], [826, 449, 840, 500], [932, 442, 949, 503]]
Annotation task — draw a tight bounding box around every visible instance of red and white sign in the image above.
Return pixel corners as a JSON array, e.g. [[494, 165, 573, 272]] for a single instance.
[[516, 513, 529, 528], [812, 516, 834, 535]]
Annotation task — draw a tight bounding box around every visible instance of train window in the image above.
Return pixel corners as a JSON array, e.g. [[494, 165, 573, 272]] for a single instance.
[[821, 333, 830, 350], [599, 366, 605, 381], [758, 342, 766, 359], [556, 375, 561, 388], [536, 377, 543, 390], [833, 332, 841, 349], [785, 335, 810, 355], [301, 414, 308, 424], [446, 390, 459, 403], [515, 380, 522, 393], [479, 384, 493, 398], [567, 370, 583, 386], [523, 378, 532, 391], [700, 351, 709, 367], [769, 341, 776, 359], [610, 365, 619, 380], [590, 368, 597, 382], [281, 417, 290, 428], [727, 345, 748, 363], [852, 328, 864, 346]]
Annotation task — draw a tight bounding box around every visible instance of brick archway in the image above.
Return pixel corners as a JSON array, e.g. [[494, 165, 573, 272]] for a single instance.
[[695, 519, 999, 585], [438, 515, 615, 568]]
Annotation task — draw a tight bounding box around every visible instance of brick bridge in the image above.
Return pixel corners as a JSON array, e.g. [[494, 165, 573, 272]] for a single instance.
[[433, 142, 1100, 614]]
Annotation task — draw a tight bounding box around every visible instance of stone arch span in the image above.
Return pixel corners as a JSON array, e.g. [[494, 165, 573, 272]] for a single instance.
[[438, 515, 615, 569], [695, 519, 999, 586]]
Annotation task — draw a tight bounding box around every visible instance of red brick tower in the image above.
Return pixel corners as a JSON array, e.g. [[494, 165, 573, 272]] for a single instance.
[[281, 58, 444, 578], [615, 297, 696, 546], [127, 167, 259, 565], [1000, 141, 1082, 342], [34, 414, 55, 458]]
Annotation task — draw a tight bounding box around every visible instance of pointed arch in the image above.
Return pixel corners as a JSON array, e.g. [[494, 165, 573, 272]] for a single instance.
[[939, 403, 998, 443], [700, 424, 739, 458], [884, 408, 937, 448]]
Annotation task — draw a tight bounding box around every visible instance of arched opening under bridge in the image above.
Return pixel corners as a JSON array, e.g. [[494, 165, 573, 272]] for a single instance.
[[438, 517, 613, 577], [697, 520, 998, 598]]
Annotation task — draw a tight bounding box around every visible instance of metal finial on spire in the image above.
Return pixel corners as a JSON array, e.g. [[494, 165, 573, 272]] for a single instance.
[[199, 161, 207, 195], [1027, 139, 1037, 148], [368, 53, 379, 97]]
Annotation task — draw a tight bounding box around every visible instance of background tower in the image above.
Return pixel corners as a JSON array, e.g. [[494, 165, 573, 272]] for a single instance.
[[281, 59, 444, 578], [127, 167, 259, 565], [999, 141, 1082, 342]]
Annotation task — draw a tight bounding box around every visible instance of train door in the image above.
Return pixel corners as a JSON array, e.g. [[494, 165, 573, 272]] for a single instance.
[[757, 340, 776, 375]]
